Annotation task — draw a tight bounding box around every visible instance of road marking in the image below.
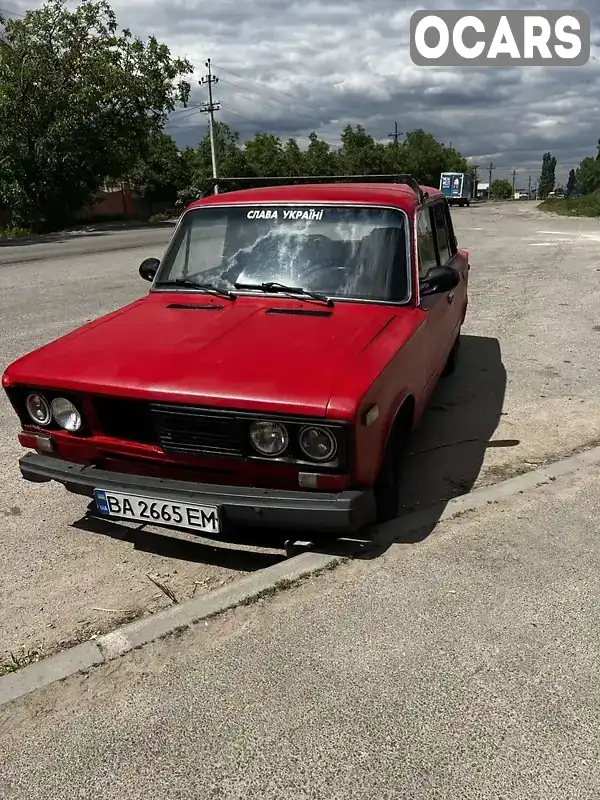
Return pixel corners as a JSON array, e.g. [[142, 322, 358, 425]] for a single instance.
[[536, 230, 600, 244]]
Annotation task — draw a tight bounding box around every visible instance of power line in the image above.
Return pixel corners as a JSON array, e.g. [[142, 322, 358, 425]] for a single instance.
[[0, 11, 590, 174], [219, 102, 265, 125], [200, 58, 220, 194], [211, 63, 318, 115], [219, 102, 313, 144], [166, 100, 315, 145], [169, 102, 205, 116], [218, 77, 323, 127]]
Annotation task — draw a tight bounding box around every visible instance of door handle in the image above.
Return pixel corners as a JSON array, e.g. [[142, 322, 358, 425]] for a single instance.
[[447, 291, 455, 304]]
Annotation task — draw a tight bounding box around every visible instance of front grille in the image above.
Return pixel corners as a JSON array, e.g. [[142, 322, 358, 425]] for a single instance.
[[150, 403, 244, 457], [91, 396, 348, 468], [93, 397, 157, 444]]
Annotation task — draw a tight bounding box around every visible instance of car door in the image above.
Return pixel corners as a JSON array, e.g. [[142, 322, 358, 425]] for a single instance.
[[416, 200, 463, 386]]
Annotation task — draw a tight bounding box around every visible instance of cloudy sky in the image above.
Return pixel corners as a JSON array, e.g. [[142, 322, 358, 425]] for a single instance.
[[2, 0, 600, 187]]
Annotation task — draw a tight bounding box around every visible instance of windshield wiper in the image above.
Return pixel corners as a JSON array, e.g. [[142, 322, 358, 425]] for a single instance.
[[155, 278, 237, 300], [233, 281, 333, 307]]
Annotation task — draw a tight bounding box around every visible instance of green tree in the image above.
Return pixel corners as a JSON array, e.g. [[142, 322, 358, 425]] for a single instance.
[[282, 138, 304, 176], [575, 157, 600, 195], [127, 131, 190, 213], [303, 132, 338, 175], [490, 178, 513, 199], [338, 124, 386, 174], [566, 168, 576, 195], [0, 0, 191, 230], [173, 123, 473, 205], [244, 133, 285, 177], [538, 152, 557, 199], [389, 129, 468, 186]]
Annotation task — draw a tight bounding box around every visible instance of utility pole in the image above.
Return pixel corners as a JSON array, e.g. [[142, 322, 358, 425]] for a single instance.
[[511, 169, 517, 198], [487, 162, 494, 200], [528, 175, 532, 198], [388, 121, 402, 144], [200, 58, 220, 194], [471, 164, 479, 198]]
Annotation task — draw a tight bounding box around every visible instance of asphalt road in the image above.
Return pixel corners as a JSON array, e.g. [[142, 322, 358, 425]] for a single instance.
[[1, 202, 600, 663], [0, 224, 176, 266], [2, 463, 600, 798]]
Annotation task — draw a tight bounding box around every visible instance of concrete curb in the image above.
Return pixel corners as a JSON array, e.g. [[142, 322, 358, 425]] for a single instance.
[[2, 444, 600, 708]]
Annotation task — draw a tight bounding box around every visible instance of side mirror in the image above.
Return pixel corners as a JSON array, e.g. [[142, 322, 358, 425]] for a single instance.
[[420, 265, 460, 297], [139, 257, 160, 282]]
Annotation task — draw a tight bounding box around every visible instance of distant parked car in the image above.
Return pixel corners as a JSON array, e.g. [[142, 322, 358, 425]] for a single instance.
[[3, 174, 469, 538]]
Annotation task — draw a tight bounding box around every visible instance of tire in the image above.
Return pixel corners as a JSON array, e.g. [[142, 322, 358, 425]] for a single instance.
[[442, 332, 461, 377], [373, 417, 408, 523]]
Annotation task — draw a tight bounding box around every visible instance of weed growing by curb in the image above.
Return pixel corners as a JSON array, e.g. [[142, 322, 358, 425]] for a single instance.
[[0, 649, 41, 676]]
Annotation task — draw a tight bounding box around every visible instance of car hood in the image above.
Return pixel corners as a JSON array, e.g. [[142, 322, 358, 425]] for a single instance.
[[4, 292, 417, 417]]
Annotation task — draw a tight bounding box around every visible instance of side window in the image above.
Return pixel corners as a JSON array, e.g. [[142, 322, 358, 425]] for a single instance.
[[432, 202, 453, 264], [416, 209, 437, 278]]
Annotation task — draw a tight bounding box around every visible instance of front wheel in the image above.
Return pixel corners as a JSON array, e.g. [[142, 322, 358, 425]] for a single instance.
[[373, 430, 406, 523]]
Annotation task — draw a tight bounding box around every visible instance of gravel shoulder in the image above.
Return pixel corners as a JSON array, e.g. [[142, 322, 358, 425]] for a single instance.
[[1, 203, 600, 664]]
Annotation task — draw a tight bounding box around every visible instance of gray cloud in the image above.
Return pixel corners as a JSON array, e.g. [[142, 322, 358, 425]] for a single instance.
[[3, 0, 600, 184]]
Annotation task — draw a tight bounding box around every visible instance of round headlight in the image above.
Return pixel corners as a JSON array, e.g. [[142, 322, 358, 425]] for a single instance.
[[249, 420, 289, 457], [299, 426, 337, 462], [51, 397, 82, 432], [26, 393, 51, 426]]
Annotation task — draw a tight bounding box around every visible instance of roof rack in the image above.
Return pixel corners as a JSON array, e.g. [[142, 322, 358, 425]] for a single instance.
[[201, 174, 429, 202]]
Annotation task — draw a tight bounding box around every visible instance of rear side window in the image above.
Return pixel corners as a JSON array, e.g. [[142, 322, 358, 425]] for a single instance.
[[433, 203, 456, 264], [432, 202, 453, 264], [416, 210, 437, 278]]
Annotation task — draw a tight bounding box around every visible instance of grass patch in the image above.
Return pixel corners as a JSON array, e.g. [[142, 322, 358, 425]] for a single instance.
[[238, 578, 296, 606], [538, 195, 600, 217]]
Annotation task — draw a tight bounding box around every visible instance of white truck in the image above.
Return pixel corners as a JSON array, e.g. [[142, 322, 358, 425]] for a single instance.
[[439, 172, 473, 207]]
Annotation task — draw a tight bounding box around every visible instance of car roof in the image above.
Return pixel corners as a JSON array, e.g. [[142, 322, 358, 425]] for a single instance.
[[186, 182, 443, 213]]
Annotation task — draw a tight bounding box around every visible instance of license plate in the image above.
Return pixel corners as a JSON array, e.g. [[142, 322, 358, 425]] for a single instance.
[[93, 489, 220, 534]]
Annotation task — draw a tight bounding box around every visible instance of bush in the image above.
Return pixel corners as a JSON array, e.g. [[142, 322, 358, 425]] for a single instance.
[[538, 194, 600, 217], [0, 226, 33, 239], [148, 211, 174, 223]]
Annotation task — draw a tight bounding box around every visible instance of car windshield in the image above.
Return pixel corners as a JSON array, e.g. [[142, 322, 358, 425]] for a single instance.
[[155, 204, 410, 303]]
